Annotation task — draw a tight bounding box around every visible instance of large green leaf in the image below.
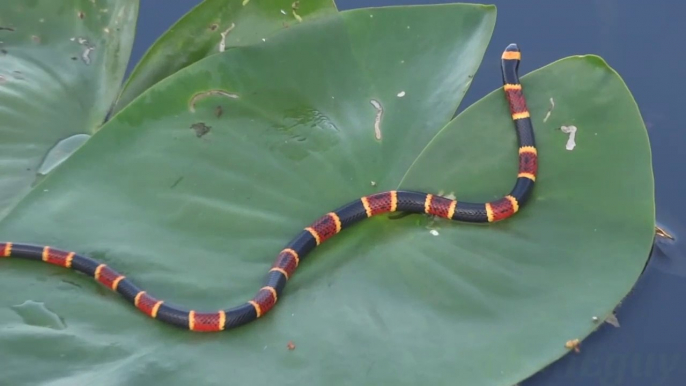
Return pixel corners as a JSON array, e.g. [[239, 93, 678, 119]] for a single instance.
[[0, 6, 654, 386], [111, 0, 338, 116], [0, 0, 138, 218], [396, 55, 654, 385]]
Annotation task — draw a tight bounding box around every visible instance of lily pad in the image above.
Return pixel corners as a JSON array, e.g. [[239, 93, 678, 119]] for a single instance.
[[111, 0, 338, 115], [0, 5, 653, 386], [396, 55, 654, 384], [0, 0, 138, 218]]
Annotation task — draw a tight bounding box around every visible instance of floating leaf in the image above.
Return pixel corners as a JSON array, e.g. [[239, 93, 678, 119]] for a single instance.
[[0, 5, 653, 386], [0, 0, 138, 218], [111, 0, 338, 115]]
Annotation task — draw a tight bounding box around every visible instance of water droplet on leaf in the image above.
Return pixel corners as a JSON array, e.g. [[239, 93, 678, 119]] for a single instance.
[[11, 300, 67, 330], [37, 134, 90, 175]]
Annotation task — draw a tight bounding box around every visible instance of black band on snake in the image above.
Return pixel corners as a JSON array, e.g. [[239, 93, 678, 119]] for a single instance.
[[0, 44, 537, 332]]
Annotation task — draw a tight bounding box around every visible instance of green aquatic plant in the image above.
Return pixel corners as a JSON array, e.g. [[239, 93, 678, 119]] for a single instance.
[[0, 1, 654, 385]]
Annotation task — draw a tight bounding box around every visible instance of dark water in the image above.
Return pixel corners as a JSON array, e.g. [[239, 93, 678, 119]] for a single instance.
[[130, 1, 685, 385]]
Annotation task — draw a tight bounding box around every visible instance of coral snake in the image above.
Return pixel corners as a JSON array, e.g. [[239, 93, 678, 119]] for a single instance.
[[0, 44, 537, 332]]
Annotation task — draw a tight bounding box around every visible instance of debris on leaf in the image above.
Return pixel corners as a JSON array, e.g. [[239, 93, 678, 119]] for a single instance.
[[291, 1, 303, 22], [543, 97, 555, 122], [560, 125, 577, 150], [70, 37, 95, 65], [170, 176, 184, 189], [655, 226, 674, 240], [370, 99, 383, 140], [219, 23, 236, 52], [565, 339, 581, 353], [292, 11, 303, 22], [189, 90, 238, 112], [605, 313, 620, 328], [287, 341, 296, 350], [190, 122, 211, 138]]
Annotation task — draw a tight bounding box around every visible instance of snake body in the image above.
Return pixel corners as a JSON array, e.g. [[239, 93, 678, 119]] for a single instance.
[[0, 44, 537, 332]]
